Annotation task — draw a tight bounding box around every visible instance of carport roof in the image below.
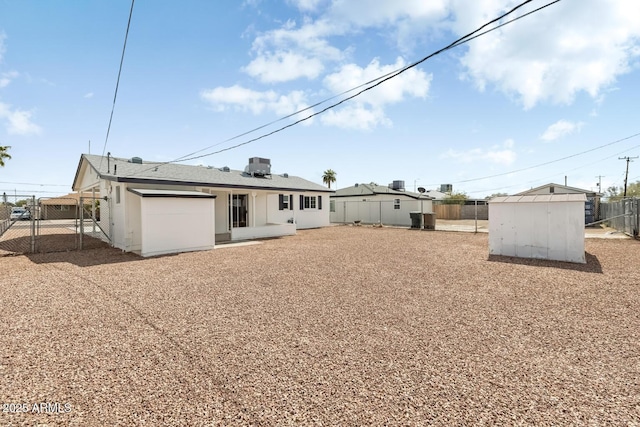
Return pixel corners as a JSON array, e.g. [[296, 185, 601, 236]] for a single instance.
[[74, 154, 332, 193]]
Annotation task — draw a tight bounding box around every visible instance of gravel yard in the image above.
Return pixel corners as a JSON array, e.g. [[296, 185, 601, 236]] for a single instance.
[[1, 225, 639, 426]]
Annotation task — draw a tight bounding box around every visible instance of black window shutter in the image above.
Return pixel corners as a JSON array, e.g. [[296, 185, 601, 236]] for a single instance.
[[290, 194, 294, 210], [318, 195, 322, 210], [300, 195, 304, 210], [279, 194, 284, 210]]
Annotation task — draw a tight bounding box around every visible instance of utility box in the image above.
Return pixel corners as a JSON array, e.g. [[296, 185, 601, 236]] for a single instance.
[[489, 194, 586, 264]]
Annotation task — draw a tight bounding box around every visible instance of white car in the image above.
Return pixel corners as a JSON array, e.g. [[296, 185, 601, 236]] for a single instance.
[[10, 207, 30, 220]]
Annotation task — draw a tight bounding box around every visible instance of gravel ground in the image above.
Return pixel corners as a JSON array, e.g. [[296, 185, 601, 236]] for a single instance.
[[1, 225, 639, 426]]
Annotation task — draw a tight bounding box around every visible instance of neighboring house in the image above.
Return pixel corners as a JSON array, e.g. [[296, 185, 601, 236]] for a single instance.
[[72, 154, 331, 257], [516, 183, 601, 223], [330, 181, 433, 226], [39, 192, 95, 220]]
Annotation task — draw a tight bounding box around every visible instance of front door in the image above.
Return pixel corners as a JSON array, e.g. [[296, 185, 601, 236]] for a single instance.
[[232, 194, 248, 228]]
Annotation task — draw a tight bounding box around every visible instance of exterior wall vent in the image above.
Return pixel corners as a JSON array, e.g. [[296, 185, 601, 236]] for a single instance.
[[130, 157, 143, 164]]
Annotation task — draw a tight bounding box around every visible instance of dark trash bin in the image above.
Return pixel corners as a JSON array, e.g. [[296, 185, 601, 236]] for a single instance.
[[410, 211, 422, 229]]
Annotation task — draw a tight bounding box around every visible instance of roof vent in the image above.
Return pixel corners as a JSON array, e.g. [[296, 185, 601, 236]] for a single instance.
[[245, 157, 271, 177], [355, 183, 359, 187], [390, 180, 405, 191], [220, 166, 230, 172], [130, 157, 143, 164], [282, 173, 289, 178], [207, 165, 213, 169]]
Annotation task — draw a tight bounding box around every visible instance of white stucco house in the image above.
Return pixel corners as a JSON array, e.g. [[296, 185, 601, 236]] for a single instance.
[[330, 181, 434, 226], [72, 154, 331, 257]]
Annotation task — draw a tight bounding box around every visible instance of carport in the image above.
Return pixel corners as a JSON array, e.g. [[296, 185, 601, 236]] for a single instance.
[[127, 189, 216, 257], [489, 194, 586, 263]]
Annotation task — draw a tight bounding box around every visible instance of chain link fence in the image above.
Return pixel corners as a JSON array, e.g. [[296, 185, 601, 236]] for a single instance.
[[0, 193, 110, 255], [0, 194, 36, 255], [600, 197, 639, 237]]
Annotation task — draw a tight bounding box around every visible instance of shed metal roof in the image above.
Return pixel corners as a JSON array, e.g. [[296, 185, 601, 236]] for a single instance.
[[490, 194, 587, 204]]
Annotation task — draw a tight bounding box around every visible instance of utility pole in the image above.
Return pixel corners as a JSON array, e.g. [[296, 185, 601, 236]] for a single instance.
[[595, 175, 604, 194], [619, 156, 638, 197]]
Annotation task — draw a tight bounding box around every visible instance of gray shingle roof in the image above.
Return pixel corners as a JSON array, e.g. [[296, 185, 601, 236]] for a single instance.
[[332, 183, 431, 200], [75, 154, 331, 193]]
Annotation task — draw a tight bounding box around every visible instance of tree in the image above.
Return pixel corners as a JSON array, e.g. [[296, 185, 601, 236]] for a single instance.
[[322, 169, 337, 189], [441, 191, 468, 205], [0, 146, 11, 167], [605, 181, 640, 201]]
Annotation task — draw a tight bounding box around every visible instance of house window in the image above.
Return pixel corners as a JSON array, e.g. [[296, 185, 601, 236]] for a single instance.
[[115, 186, 121, 204], [330, 200, 336, 212], [394, 199, 401, 210], [279, 194, 290, 210], [304, 196, 317, 209]]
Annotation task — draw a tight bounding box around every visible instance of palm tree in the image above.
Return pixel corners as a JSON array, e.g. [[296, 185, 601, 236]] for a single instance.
[[322, 169, 337, 189], [0, 146, 11, 167]]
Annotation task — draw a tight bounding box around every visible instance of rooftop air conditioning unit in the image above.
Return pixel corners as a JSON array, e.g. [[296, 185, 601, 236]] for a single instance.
[[245, 157, 271, 177], [390, 180, 405, 191]]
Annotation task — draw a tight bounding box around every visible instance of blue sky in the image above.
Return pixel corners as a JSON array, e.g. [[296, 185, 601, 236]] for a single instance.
[[1, 0, 639, 199]]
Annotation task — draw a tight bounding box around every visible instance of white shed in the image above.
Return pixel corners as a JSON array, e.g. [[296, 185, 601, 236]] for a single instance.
[[128, 188, 216, 257], [489, 194, 586, 264]]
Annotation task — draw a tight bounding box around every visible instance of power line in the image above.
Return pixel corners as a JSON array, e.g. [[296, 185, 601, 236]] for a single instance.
[[466, 140, 640, 195], [130, 0, 561, 177], [98, 0, 136, 172], [426, 132, 640, 188]]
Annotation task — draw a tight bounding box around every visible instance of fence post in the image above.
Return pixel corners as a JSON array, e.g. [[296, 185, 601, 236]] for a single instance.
[[79, 196, 84, 250], [30, 196, 36, 253]]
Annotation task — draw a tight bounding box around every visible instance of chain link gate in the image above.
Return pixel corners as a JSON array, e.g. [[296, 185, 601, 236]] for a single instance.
[[0, 193, 110, 255], [0, 194, 36, 255]]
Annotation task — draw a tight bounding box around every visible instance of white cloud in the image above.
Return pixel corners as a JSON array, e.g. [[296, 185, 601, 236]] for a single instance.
[[0, 102, 42, 135], [441, 139, 516, 166], [320, 57, 431, 129], [455, 0, 640, 108], [540, 120, 584, 142], [200, 85, 311, 117], [0, 71, 18, 88], [84, 92, 94, 99], [287, 0, 324, 12], [320, 104, 390, 131], [245, 18, 344, 83], [243, 51, 325, 83]]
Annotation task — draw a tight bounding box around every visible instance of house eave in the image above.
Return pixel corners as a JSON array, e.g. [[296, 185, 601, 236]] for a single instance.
[[104, 176, 332, 193]]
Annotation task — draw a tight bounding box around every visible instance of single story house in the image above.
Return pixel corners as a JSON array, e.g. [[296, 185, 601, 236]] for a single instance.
[[516, 183, 601, 224], [330, 181, 434, 226], [72, 154, 332, 257]]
